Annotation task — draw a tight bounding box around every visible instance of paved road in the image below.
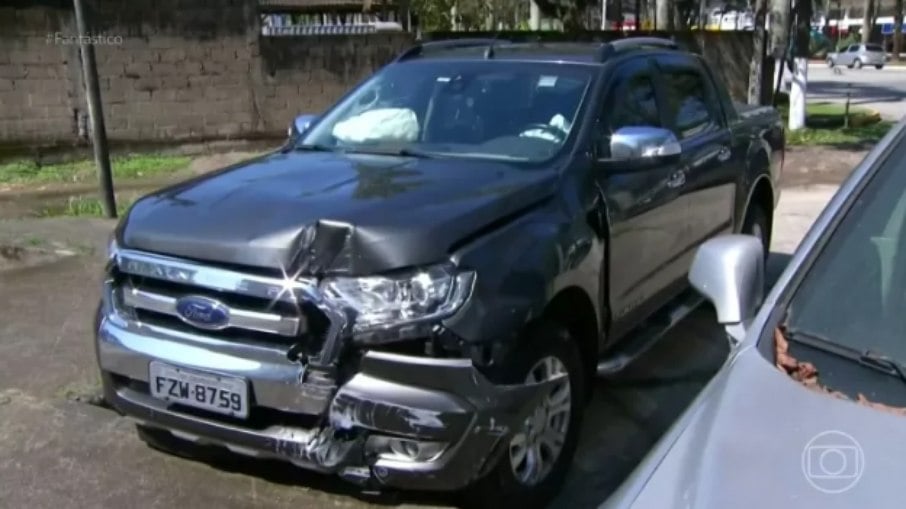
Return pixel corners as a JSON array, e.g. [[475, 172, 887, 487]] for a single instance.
[[803, 63, 906, 121], [0, 185, 837, 509]]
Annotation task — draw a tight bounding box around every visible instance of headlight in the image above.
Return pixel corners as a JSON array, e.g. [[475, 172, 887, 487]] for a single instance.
[[320, 263, 475, 335]]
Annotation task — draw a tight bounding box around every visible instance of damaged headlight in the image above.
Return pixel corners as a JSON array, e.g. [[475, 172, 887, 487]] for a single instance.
[[320, 263, 475, 335]]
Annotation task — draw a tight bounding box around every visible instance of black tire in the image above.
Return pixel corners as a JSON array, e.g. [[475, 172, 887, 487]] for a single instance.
[[827, 58, 835, 68], [742, 204, 771, 259], [854, 58, 863, 69], [876, 64, 884, 70], [461, 320, 586, 509]]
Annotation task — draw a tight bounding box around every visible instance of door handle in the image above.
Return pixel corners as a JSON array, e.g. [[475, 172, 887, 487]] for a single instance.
[[666, 170, 686, 189], [717, 146, 732, 162]]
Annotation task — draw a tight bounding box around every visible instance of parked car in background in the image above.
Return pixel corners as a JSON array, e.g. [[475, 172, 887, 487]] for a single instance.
[[827, 43, 887, 69], [95, 37, 783, 508], [602, 118, 906, 509]]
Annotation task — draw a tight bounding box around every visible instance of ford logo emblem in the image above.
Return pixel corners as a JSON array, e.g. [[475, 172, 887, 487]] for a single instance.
[[175, 295, 230, 330]]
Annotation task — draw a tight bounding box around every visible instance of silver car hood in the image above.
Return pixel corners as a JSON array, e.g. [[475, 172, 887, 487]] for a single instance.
[[604, 345, 906, 509]]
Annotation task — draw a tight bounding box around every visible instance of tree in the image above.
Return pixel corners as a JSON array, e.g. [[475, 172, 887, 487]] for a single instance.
[[895, 0, 904, 60], [789, 0, 813, 130], [861, 0, 874, 43], [534, 0, 593, 31], [748, 0, 769, 104]]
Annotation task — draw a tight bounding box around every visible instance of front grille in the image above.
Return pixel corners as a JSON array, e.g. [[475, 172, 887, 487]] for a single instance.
[[109, 249, 344, 359]]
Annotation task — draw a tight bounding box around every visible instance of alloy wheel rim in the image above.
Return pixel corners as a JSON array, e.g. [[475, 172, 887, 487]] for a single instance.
[[508, 355, 571, 486]]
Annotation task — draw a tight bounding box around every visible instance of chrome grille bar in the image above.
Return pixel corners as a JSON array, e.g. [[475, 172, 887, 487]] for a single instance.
[[121, 286, 305, 337]]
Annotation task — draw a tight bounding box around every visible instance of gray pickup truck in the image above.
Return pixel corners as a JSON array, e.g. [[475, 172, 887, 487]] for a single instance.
[[95, 37, 784, 508]]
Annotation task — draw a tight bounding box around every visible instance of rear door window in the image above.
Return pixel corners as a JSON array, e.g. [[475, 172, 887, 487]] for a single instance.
[[661, 67, 721, 139]]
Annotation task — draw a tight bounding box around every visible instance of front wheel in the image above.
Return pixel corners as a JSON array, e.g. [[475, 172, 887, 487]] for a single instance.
[[876, 64, 884, 70], [827, 58, 835, 67], [854, 58, 863, 69], [743, 204, 771, 278], [461, 320, 586, 509]]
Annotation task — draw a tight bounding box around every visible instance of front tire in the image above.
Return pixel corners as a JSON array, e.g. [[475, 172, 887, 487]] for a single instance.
[[743, 204, 771, 276], [827, 57, 835, 67], [876, 64, 884, 70], [854, 58, 863, 69], [462, 320, 586, 509]]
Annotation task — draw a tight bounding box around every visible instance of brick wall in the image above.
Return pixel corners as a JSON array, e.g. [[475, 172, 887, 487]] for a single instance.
[[0, 1, 758, 149], [0, 0, 415, 148]]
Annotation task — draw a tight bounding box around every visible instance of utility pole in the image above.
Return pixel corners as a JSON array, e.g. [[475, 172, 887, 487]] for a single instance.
[[73, 0, 116, 218], [789, 0, 813, 130]]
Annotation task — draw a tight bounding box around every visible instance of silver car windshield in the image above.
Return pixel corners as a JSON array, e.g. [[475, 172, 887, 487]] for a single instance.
[[786, 130, 906, 363], [298, 61, 593, 163]]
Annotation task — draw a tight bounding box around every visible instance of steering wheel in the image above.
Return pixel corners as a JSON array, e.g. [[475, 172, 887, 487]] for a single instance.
[[520, 123, 567, 143]]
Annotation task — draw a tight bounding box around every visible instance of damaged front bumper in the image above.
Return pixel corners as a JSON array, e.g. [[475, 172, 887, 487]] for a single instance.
[[98, 316, 557, 491]]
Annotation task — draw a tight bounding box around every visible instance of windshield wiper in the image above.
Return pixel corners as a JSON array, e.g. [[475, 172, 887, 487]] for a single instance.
[[343, 147, 437, 159], [292, 143, 338, 153], [785, 328, 906, 384], [860, 350, 906, 385]]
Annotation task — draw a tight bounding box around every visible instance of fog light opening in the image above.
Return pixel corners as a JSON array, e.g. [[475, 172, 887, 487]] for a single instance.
[[366, 435, 447, 463]]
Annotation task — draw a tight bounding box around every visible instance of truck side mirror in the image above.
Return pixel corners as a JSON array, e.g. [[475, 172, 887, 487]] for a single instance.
[[288, 114, 319, 140], [606, 126, 682, 163]]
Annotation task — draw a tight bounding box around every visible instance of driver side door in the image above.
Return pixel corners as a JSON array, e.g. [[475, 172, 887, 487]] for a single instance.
[[592, 57, 688, 338]]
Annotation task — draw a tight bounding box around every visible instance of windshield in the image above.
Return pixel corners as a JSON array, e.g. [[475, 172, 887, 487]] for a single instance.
[[786, 129, 906, 364], [299, 61, 594, 162]]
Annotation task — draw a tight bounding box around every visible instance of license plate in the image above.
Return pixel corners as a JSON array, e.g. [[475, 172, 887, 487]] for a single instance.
[[149, 362, 249, 419]]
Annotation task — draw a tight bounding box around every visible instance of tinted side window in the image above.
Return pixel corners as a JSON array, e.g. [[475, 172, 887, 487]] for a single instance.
[[609, 75, 661, 132], [663, 69, 719, 139]]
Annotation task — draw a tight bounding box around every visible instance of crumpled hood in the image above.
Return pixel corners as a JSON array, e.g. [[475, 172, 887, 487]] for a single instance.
[[120, 151, 556, 275], [615, 347, 906, 509]]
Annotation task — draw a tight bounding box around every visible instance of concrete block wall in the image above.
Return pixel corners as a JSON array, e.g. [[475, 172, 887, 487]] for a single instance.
[[0, 0, 756, 148]]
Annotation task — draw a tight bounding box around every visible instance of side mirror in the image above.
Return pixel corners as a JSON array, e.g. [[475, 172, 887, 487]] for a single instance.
[[688, 234, 765, 344], [608, 126, 682, 162], [288, 114, 319, 139]]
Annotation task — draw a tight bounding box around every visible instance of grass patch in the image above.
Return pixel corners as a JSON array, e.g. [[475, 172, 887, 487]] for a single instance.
[[0, 153, 191, 186], [39, 195, 137, 218], [778, 100, 892, 146], [786, 121, 895, 146]]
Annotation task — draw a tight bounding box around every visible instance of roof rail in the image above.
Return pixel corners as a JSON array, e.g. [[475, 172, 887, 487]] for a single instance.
[[394, 38, 512, 62], [595, 36, 679, 61]]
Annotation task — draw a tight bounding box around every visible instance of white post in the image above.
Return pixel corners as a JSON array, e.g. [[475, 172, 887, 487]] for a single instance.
[[530, 0, 541, 30], [789, 57, 808, 130], [602, 0, 608, 29]]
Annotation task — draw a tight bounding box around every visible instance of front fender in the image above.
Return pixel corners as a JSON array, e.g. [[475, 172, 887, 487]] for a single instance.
[[443, 201, 599, 353]]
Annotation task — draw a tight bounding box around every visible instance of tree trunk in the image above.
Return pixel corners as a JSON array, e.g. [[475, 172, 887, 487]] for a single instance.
[[770, 0, 792, 95], [656, 0, 671, 29], [748, 0, 769, 104], [861, 0, 874, 43], [895, 0, 904, 60], [790, 0, 813, 130]]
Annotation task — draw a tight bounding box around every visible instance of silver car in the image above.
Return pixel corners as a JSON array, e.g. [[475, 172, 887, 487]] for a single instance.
[[602, 117, 906, 508], [827, 43, 887, 69]]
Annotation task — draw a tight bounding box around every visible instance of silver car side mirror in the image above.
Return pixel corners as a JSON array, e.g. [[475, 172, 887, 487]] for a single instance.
[[688, 235, 765, 344], [288, 114, 319, 139], [609, 126, 682, 161]]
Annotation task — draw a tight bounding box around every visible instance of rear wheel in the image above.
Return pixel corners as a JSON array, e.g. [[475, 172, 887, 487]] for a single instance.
[[854, 58, 863, 69], [876, 64, 884, 70], [461, 320, 586, 509]]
